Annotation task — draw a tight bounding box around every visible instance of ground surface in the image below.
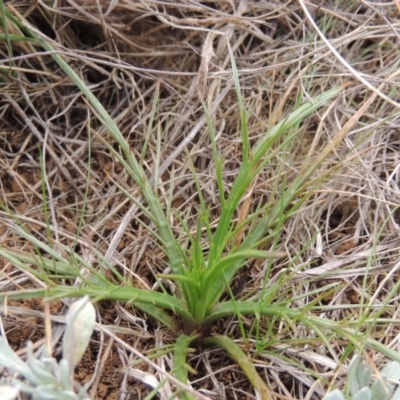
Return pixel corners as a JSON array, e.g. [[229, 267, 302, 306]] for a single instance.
[[1, 1, 400, 399]]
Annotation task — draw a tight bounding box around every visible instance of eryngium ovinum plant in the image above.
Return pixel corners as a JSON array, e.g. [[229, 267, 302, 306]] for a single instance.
[[0, 296, 95, 400], [1, 7, 400, 400]]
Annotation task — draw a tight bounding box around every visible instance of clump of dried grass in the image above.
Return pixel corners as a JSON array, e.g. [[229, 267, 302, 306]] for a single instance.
[[1, 1, 400, 399]]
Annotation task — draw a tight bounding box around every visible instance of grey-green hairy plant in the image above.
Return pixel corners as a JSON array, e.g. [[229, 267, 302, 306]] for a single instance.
[[0, 296, 95, 400], [323, 355, 400, 400]]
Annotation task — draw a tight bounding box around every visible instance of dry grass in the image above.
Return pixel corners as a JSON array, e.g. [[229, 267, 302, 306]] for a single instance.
[[1, 1, 400, 399]]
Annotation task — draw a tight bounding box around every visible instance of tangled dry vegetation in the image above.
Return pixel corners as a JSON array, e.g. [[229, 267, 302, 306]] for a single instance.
[[1, 1, 400, 399]]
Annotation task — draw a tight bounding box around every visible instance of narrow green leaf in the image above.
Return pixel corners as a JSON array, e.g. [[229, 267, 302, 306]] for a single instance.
[[11, 11, 186, 282], [203, 250, 286, 312], [157, 274, 199, 286], [173, 335, 197, 400], [134, 303, 177, 330], [0, 286, 192, 327], [203, 335, 272, 400]]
